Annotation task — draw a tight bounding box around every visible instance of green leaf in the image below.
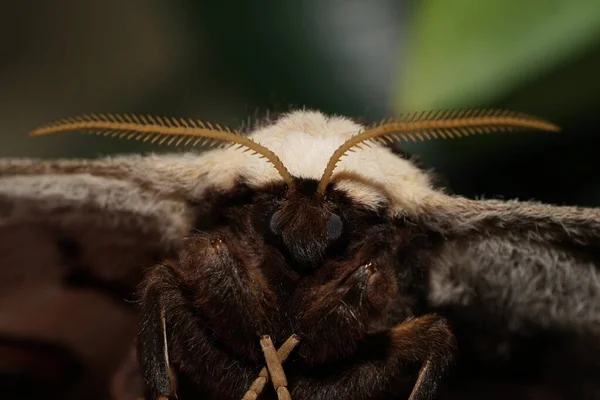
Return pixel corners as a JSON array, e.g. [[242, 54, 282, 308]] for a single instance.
[[397, 0, 600, 112]]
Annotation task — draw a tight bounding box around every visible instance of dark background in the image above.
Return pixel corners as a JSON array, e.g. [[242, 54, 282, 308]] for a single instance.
[[1, 0, 599, 206]]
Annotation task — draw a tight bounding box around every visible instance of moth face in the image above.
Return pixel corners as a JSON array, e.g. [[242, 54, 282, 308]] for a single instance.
[[180, 176, 428, 365], [269, 180, 345, 271]]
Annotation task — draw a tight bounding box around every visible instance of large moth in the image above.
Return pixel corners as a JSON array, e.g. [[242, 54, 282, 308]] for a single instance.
[[0, 109, 598, 400]]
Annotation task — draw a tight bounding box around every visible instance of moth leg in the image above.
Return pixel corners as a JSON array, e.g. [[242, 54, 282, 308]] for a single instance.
[[139, 261, 275, 399], [260, 336, 293, 400], [290, 314, 454, 400], [242, 334, 300, 400], [137, 263, 179, 400], [389, 314, 456, 400]]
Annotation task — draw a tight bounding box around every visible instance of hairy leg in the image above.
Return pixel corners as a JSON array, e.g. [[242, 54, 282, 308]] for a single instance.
[[390, 315, 456, 400], [137, 266, 174, 399], [290, 314, 455, 400], [136, 263, 261, 399]]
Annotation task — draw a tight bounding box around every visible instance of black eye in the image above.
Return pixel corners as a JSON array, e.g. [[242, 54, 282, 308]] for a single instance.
[[270, 210, 282, 235], [327, 213, 343, 240]]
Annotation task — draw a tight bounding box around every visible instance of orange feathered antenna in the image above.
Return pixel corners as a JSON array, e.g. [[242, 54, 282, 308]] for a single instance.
[[30, 113, 295, 189], [316, 109, 561, 197]]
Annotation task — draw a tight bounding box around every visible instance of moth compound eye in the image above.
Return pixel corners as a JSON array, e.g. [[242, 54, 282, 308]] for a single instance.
[[269, 210, 282, 235], [327, 213, 343, 240]]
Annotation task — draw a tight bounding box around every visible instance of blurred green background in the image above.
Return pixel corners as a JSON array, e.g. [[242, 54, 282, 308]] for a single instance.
[[1, 0, 599, 206]]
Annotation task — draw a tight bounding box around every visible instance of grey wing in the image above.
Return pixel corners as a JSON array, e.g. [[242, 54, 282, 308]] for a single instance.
[[420, 193, 600, 333], [422, 195, 600, 399], [0, 157, 195, 400], [429, 235, 600, 335]]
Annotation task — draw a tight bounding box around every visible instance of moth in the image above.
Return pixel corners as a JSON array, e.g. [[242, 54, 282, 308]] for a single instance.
[[0, 109, 599, 400]]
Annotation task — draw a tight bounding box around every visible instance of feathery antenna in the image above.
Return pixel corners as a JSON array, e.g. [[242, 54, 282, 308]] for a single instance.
[[30, 113, 295, 189], [316, 109, 561, 197]]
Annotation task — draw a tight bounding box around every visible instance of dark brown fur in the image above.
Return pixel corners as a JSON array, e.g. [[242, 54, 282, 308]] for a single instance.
[[131, 176, 600, 400], [135, 180, 455, 399]]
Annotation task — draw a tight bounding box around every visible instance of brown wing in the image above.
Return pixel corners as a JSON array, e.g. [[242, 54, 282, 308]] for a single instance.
[[0, 157, 195, 400]]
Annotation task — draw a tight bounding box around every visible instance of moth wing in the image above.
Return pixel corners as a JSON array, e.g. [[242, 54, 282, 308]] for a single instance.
[[423, 195, 600, 330], [0, 157, 196, 399], [422, 195, 600, 397]]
